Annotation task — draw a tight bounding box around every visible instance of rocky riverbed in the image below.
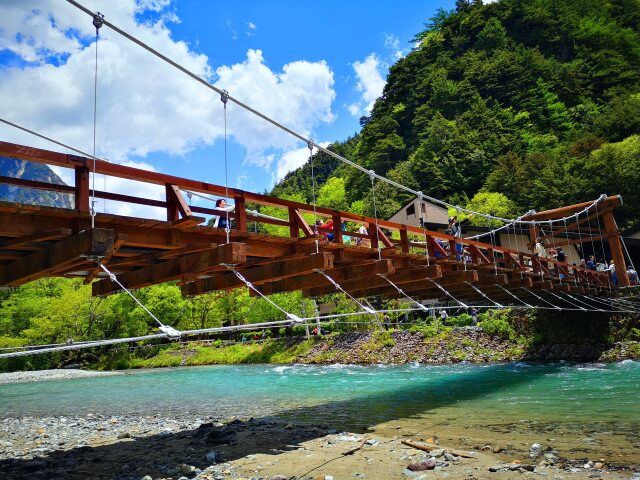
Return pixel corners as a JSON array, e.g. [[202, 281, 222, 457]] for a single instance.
[[1, 413, 638, 480], [295, 330, 640, 365]]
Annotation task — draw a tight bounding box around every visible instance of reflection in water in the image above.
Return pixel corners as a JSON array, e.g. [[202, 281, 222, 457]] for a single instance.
[[1, 361, 639, 463]]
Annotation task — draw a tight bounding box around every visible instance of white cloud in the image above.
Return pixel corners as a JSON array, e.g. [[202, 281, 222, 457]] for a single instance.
[[215, 49, 335, 157], [348, 53, 386, 117], [273, 141, 330, 183], [247, 21, 256, 37], [384, 33, 404, 60], [0, 1, 337, 208]]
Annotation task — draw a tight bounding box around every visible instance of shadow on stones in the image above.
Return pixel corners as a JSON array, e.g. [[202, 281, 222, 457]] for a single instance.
[[0, 363, 561, 480]]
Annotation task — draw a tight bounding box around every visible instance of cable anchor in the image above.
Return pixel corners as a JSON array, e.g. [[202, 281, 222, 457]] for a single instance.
[[220, 89, 229, 105], [92, 12, 104, 33]]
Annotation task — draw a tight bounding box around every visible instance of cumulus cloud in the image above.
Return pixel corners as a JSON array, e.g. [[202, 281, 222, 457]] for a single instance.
[[273, 142, 330, 183], [0, 0, 337, 219], [347, 53, 386, 117]]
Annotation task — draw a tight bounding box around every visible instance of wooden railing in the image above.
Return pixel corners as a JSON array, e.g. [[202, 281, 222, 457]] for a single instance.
[[0, 140, 624, 287]]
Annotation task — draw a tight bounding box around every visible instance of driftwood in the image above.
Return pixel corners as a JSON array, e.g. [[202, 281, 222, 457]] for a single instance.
[[343, 437, 368, 456], [401, 439, 478, 459]]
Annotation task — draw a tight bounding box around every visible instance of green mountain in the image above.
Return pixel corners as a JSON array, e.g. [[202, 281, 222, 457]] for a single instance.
[[273, 0, 640, 226], [0, 157, 73, 209]]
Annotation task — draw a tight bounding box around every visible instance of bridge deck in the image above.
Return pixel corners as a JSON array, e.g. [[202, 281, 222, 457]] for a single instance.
[[0, 141, 625, 307]]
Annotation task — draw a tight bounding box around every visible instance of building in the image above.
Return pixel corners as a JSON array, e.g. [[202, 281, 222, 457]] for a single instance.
[[388, 199, 582, 264]]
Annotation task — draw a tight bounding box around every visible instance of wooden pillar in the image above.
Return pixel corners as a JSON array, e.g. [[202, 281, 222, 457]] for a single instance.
[[234, 194, 247, 232], [399, 227, 409, 253], [165, 184, 180, 222], [369, 223, 378, 251], [528, 225, 540, 252], [74, 165, 90, 214], [602, 210, 630, 287], [288, 207, 299, 238], [332, 213, 342, 244]]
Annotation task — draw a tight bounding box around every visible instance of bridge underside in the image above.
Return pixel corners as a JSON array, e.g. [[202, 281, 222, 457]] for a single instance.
[[0, 201, 612, 308], [0, 140, 623, 309]]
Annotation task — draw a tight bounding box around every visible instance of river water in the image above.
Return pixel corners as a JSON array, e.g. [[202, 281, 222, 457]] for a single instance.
[[2, 361, 639, 464]]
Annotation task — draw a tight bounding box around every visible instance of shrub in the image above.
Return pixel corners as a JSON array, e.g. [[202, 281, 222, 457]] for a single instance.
[[479, 309, 516, 340], [447, 313, 474, 327]]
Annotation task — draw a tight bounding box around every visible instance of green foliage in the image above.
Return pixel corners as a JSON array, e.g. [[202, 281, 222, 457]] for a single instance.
[[478, 309, 516, 340], [363, 330, 396, 351], [271, 0, 640, 228], [446, 313, 474, 327]]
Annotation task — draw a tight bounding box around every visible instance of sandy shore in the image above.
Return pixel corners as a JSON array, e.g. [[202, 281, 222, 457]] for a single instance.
[[1, 413, 637, 480], [0, 369, 119, 385]]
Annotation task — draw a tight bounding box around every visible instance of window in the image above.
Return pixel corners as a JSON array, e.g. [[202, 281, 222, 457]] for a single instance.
[[406, 204, 416, 216]]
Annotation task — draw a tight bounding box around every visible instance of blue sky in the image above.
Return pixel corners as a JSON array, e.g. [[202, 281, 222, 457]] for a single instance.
[[0, 0, 454, 217]]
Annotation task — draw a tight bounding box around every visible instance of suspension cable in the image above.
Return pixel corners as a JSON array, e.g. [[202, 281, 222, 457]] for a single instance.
[[63, 0, 614, 228], [90, 12, 103, 228], [521, 287, 562, 310], [99, 264, 181, 337], [464, 282, 504, 308], [495, 284, 533, 309], [313, 269, 376, 314], [424, 278, 468, 308], [377, 274, 429, 312], [226, 267, 303, 323], [220, 90, 231, 244]]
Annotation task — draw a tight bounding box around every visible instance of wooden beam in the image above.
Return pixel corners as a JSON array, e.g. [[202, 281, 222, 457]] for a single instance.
[[290, 208, 314, 237], [166, 184, 193, 222], [181, 251, 333, 296], [0, 228, 72, 249], [83, 237, 127, 284], [601, 210, 629, 287], [92, 242, 246, 296], [108, 243, 218, 268], [0, 228, 114, 287], [522, 196, 622, 221], [303, 264, 443, 298], [255, 259, 395, 296]]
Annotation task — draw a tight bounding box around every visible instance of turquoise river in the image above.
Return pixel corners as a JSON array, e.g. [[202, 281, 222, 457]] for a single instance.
[[1, 361, 639, 464]]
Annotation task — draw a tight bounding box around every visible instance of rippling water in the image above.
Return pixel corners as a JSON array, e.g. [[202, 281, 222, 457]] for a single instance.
[[2, 361, 639, 463]]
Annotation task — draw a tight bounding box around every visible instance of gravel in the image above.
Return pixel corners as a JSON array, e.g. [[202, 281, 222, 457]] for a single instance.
[[0, 369, 119, 385]]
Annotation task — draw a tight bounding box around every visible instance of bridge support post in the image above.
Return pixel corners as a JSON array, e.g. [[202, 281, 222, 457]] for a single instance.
[[74, 165, 90, 214], [602, 210, 630, 287]]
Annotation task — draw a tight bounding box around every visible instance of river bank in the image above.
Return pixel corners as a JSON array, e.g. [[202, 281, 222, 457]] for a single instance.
[[1, 413, 638, 480], [106, 329, 640, 370]]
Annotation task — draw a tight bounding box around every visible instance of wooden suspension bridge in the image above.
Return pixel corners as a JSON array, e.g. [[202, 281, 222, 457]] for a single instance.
[[0, 140, 631, 311]]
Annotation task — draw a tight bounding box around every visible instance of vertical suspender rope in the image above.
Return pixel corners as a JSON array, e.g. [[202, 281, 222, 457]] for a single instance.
[[370, 171, 382, 260], [418, 193, 430, 265], [595, 200, 612, 291], [570, 215, 581, 287], [90, 13, 103, 228], [308, 142, 319, 253], [220, 90, 231, 244]]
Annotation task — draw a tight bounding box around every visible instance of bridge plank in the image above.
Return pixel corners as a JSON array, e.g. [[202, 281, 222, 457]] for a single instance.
[[0, 228, 114, 287], [181, 251, 334, 296], [0, 228, 72, 249], [92, 242, 246, 296]]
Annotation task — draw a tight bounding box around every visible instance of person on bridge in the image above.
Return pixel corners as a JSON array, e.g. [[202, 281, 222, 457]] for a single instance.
[[627, 267, 638, 285], [609, 260, 617, 286], [212, 199, 235, 229], [356, 224, 369, 246], [586, 255, 597, 271], [556, 247, 566, 263], [534, 237, 547, 258]]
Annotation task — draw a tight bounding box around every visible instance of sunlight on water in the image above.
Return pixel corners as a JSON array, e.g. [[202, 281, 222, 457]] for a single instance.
[[1, 361, 639, 462]]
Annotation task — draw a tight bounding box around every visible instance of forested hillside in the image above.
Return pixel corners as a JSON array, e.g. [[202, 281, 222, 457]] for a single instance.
[[274, 0, 640, 225]]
